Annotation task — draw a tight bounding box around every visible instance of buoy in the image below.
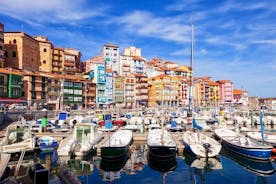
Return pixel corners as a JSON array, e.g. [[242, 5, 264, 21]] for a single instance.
[[272, 147, 276, 154]]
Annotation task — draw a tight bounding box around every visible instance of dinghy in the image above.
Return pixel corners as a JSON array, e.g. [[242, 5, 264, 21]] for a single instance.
[[183, 131, 221, 157]]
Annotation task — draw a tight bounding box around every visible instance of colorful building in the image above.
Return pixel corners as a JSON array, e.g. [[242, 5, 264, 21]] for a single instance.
[[101, 43, 120, 75], [105, 70, 114, 106], [124, 75, 135, 108], [217, 80, 233, 104], [148, 74, 180, 107], [52, 48, 64, 74], [119, 55, 132, 76], [114, 76, 125, 107], [133, 74, 148, 107]]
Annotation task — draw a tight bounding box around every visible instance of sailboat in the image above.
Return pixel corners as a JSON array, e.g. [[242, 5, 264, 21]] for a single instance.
[[246, 112, 276, 153], [147, 116, 177, 159]]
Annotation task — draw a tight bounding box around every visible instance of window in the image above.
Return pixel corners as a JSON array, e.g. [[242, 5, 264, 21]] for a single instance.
[[4, 51, 8, 58], [43, 48, 47, 52], [12, 51, 16, 57], [43, 60, 46, 64], [13, 39, 16, 44]]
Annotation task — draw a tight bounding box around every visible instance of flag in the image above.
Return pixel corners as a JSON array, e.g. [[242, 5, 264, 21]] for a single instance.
[[260, 112, 264, 145], [192, 118, 202, 130]]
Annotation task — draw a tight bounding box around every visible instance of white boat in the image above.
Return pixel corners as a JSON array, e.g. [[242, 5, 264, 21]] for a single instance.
[[121, 124, 139, 132], [214, 128, 272, 160], [57, 134, 76, 157], [246, 132, 276, 148], [147, 129, 177, 158], [0, 124, 36, 153], [74, 123, 103, 156], [101, 130, 133, 159], [57, 123, 103, 157], [183, 131, 221, 157]]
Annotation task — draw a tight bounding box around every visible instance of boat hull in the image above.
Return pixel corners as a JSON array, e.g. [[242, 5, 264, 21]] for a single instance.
[[222, 140, 272, 160], [148, 145, 177, 159], [101, 146, 129, 159]]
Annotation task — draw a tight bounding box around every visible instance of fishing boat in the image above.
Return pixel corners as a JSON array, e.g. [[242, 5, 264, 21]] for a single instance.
[[0, 124, 36, 154], [57, 134, 76, 157], [37, 136, 58, 151], [101, 130, 133, 159], [246, 132, 276, 153], [165, 120, 184, 132], [214, 128, 272, 160], [183, 131, 221, 157], [74, 123, 103, 156], [221, 146, 275, 176], [147, 128, 177, 159], [57, 123, 103, 157]]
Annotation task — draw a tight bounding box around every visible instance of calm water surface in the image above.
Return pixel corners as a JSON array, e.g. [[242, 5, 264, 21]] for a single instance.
[[72, 145, 276, 184], [6, 143, 276, 184]]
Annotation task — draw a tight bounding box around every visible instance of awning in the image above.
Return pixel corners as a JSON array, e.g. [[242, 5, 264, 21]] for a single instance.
[[0, 98, 27, 103]]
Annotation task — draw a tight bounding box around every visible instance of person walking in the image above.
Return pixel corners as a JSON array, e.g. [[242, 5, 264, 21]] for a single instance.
[[41, 116, 48, 132]]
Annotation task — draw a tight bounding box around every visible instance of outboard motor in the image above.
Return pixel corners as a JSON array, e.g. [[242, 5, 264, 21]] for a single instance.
[[203, 143, 211, 157]]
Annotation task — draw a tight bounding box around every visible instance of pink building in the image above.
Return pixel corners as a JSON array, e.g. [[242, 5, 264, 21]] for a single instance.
[[216, 80, 233, 104], [84, 56, 104, 72]]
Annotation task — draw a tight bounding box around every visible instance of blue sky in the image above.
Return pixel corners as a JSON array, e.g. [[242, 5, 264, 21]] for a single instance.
[[0, 0, 275, 97]]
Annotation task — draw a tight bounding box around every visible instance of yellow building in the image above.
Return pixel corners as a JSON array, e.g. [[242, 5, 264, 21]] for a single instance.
[[4, 32, 40, 71], [52, 48, 64, 74], [114, 76, 125, 107], [148, 74, 180, 107], [194, 77, 220, 107], [124, 75, 135, 108], [34, 36, 53, 73]]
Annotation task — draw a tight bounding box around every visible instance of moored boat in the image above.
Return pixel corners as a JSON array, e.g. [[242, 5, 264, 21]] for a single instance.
[[215, 128, 272, 160], [101, 130, 133, 159], [183, 131, 221, 157], [221, 146, 275, 176], [246, 131, 276, 153], [0, 124, 36, 154], [37, 136, 58, 151], [147, 129, 177, 159]]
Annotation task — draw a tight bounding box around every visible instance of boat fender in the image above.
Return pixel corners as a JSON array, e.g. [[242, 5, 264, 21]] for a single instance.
[[70, 140, 78, 153]]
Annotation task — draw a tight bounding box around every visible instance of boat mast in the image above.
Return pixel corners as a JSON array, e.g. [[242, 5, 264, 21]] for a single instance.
[[188, 21, 194, 118]]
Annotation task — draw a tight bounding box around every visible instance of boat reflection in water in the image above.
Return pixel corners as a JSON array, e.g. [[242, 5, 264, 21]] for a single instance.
[[221, 146, 275, 176], [183, 151, 223, 182], [99, 156, 128, 182], [148, 153, 177, 184]]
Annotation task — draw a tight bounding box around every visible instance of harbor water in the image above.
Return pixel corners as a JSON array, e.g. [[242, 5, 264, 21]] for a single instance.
[[5, 143, 275, 184]]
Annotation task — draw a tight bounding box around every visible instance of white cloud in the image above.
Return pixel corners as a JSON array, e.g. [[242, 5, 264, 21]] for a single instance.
[[0, 0, 107, 26], [251, 40, 276, 45], [112, 11, 191, 43]]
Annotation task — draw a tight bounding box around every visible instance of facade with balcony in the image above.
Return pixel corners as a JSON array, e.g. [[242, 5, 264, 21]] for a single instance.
[[217, 80, 233, 104], [52, 48, 64, 74], [101, 43, 120, 75], [124, 75, 135, 108], [114, 76, 125, 107], [133, 74, 148, 107], [148, 74, 180, 107]]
